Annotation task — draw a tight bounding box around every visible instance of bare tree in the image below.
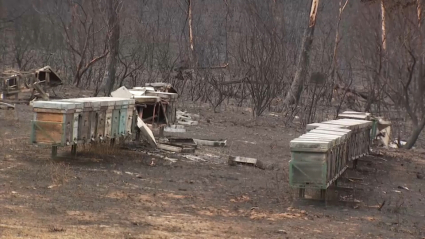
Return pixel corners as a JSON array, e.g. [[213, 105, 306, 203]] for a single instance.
[[53, 1, 109, 87], [284, 0, 320, 107], [103, 0, 122, 96]]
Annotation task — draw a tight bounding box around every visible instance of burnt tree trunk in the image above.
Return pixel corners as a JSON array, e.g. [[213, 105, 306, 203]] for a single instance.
[[404, 0, 425, 149], [104, 0, 120, 96], [404, 119, 425, 149], [284, 0, 320, 106]]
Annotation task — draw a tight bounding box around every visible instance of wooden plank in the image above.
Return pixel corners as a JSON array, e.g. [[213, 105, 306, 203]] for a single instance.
[[194, 139, 227, 147], [33, 108, 76, 114], [34, 121, 63, 143], [36, 113, 64, 123], [157, 143, 182, 153], [228, 156, 265, 169]]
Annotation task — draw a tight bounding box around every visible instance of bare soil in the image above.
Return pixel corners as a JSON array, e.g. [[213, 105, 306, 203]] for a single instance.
[[0, 102, 424, 239]]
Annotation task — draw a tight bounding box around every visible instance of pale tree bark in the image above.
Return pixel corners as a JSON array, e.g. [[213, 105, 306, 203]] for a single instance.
[[284, 0, 320, 106], [104, 0, 121, 96], [329, 0, 348, 79], [381, 0, 387, 51], [188, 0, 195, 68], [416, 0, 424, 107]]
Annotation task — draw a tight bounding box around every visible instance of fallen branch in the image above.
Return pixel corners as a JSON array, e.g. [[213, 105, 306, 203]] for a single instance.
[[334, 84, 369, 100]]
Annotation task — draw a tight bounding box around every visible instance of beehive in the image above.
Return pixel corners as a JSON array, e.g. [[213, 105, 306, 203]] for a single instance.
[[31, 101, 83, 146], [33, 97, 136, 145], [321, 119, 373, 159], [289, 137, 338, 189], [289, 129, 349, 190]]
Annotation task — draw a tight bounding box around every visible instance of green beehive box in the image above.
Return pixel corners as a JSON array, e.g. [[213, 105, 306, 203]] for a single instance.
[[289, 139, 335, 189], [118, 100, 129, 137]]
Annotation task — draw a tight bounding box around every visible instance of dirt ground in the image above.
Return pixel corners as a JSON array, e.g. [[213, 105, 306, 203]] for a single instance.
[[1, 100, 425, 239]]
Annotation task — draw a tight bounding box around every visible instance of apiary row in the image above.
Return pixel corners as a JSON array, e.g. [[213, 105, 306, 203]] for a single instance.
[[289, 118, 373, 190], [30, 97, 136, 146]]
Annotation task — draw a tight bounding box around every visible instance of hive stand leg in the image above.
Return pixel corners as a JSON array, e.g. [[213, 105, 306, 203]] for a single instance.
[[353, 159, 358, 169], [298, 188, 305, 199], [320, 189, 327, 200], [71, 144, 77, 157], [159, 126, 164, 137], [51, 146, 58, 159]]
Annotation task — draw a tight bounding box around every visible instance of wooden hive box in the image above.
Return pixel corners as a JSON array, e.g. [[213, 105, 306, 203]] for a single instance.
[[88, 97, 132, 140], [81, 97, 116, 141], [126, 100, 136, 136], [31, 101, 83, 146], [58, 98, 106, 142], [96, 97, 116, 140], [112, 99, 123, 139], [307, 130, 349, 176], [321, 119, 373, 159], [296, 134, 341, 182], [57, 98, 93, 143], [290, 130, 349, 190], [289, 138, 336, 190]]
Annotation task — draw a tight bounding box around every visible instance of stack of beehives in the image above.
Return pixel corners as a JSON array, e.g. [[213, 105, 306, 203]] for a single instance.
[[30, 97, 135, 146], [289, 113, 374, 191]]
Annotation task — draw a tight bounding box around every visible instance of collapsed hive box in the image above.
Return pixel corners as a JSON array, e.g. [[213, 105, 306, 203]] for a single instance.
[[145, 91, 178, 124], [31, 101, 83, 146]]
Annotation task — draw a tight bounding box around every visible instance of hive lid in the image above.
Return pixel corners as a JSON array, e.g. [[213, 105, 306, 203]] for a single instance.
[[88, 97, 120, 106], [33, 101, 83, 110], [338, 111, 371, 120], [337, 119, 373, 128], [309, 130, 348, 141], [290, 139, 334, 152], [321, 120, 361, 130], [298, 134, 341, 145], [306, 122, 347, 131], [315, 126, 351, 133], [134, 95, 161, 103]]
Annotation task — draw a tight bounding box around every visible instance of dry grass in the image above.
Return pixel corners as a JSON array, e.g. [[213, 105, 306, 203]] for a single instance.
[[49, 161, 73, 186]]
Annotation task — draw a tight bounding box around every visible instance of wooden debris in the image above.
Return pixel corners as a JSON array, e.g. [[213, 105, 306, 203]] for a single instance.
[[397, 186, 409, 191], [157, 143, 182, 153], [228, 156, 265, 169], [167, 137, 197, 148], [178, 119, 198, 126], [137, 116, 157, 148], [378, 200, 386, 211], [194, 139, 227, 147], [0, 102, 15, 109], [164, 125, 186, 133]]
